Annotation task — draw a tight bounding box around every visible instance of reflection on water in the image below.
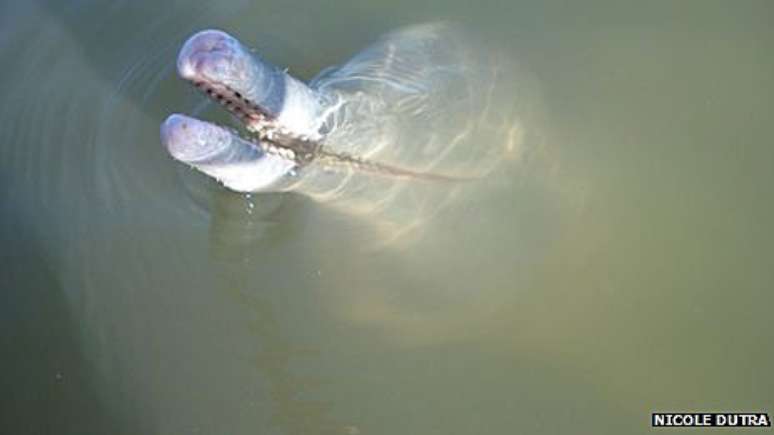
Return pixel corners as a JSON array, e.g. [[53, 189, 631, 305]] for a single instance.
[[1, 1, 773, 434]]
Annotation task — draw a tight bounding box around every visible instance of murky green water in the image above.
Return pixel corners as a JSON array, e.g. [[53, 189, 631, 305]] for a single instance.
[[1, 1, 773, 434]]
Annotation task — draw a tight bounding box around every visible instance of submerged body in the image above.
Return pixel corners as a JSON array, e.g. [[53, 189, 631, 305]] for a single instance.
[[161, 23, 537, 237]]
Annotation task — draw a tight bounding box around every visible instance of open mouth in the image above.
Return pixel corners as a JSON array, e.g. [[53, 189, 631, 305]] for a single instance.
[[187, 76, 322, 165], [171, 29, 329, 167], [158, 30, 311, 192], [191, 79, 271, 130]]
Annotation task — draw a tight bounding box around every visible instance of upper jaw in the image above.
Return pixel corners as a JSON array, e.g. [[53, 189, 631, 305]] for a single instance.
[[176, 29, 329, 141], [176, 29, 277, 131], [176, 29, 253, 95]]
